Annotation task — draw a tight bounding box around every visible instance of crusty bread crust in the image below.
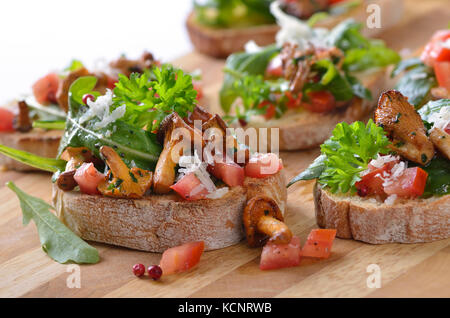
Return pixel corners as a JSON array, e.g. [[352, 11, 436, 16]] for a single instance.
[[0, 130, 62, 171], [52, 170, 287, 252], [185, 0, 403, 58], [314, 182, 450, 244], [249, 69, 394, 151]]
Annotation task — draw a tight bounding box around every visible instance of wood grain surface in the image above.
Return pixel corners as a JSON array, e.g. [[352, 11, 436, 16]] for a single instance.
[[1, 0, 449, 298]]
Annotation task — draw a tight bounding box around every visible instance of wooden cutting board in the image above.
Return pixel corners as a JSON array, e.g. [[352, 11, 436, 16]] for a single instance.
[[1, 0, 450, 298]]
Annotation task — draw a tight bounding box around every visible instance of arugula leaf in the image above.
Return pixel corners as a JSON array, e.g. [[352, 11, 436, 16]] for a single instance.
[[391, 58, 423, 78], [113, 64, 197, 131], [33, 120, 66, 130], [220, 44, 280, 113], [318, 120, 390, 193], [58, 76, 162, 170], [25, 96, 67, 121], [64, 59, 84, 72], [7, 182, 99, 264], [395, 64, 436, 108], [287, 155, 326, 187], [418, 99, 450, 122], [0, 144, 66, 172]]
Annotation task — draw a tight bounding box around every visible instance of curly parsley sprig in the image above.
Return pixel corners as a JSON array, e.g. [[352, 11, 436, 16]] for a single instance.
[[112, 64, 197, 132]]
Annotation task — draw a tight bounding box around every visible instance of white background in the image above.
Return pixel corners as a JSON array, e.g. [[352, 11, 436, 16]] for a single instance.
[[0, 0, 194, 103]]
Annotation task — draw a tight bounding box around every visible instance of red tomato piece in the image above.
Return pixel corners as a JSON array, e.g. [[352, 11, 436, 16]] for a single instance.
[[421, 30, 450, 67], [328, 0, 346, 4], [193, 81, 203, 101], [159, 241, 205, 275], [257, 100, 276, 120], [260, 236, 302, 270], [0, 108, 15, 132], [245, 153, 283, 178], [444, 123, 450, 135], [434, 61, 450, 90], [266, 54, 283, 78], [32, 73, 60, 104], [107, 75, 118, 90], [208, 159, 244, 187], [355, 159, 399, 196], [285, 91, 302, 109], [384, 167, 428, 198], [170, 173, 209, 200], [303, 91, 336, 113], [302, 229, 337, 259], [73, 162, 105, 195]]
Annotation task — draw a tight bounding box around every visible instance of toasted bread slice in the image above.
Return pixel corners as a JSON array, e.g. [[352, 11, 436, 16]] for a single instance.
[[249, 69, 393, 151], [0, 130, 62, 171], [186, 0, 403, 58], [52, 170, 287, 252], [313, 182, 450, 244]]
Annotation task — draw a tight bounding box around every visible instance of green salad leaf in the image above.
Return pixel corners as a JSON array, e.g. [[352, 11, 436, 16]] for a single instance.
[[393, 59, 436, 108], [289, 120, 390, 192], [0, 144, 66, 172], [58, 76, 162, 170], [418, 99, 450, 122], [113, 64, 197, 132], [7, 182, 99, 264]]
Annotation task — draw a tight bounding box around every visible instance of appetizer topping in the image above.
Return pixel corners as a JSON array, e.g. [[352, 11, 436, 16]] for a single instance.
[[245, 153, 283, 178], [375, 90, 434, 165], [243, 196, 292, 247], [147, 265, 163, 281], [302, 229, 336, 259], [56, 67, 91, 112], [56, 170, 77, 192], [97, 146, 152, 198], [279, 0, 328, 20], [427, 105, 450, 131], [79, 90, 126, 130], [0, 108, 15, 132], [132, 263, 145, 277], [260, 236, 302, 271], [12, 100, 32, 132], [170, 172, 210, 201], [74, 162, 105, 195], [82, 94, 95, 105], [60, 147, 98, 171], [429, 128, 450, 160], [159, 241, 205, 275]]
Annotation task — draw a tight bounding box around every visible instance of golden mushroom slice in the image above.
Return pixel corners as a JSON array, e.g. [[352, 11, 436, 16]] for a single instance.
[[243, 196, 293, 248], [97, 146, 152, 198], [153, 113, 203, 194], [60, 147, 97, 171], [375, 90, 435, 165], [429, 127, 450, 160]]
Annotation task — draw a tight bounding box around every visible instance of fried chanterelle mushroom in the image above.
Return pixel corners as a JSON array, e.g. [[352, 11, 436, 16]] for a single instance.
[[375, 90, 435, 165], [97, 146, 152, 198], [243, 196, 292, 248], [429, 127, 450, 160]]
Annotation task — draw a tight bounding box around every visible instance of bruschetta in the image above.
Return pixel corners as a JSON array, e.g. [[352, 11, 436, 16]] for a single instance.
[[1, 66, 289, 252], [220, 17, 400, 150], [289, 90, 450, 244]]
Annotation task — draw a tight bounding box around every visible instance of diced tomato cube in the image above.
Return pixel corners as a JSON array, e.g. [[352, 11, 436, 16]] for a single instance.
[[302, 91, 336, 113], [245, 153, 283, 178], [384, 167, 428, 198], [0, 108, 15, 132], [285, 91, 302, 109], [193, 81, 203, 101], [444, 123, 450, 135], [208, 160, 244, 187], [159, 241, 205, 275], [32, 73, 60, 104], [73, 162, 105, 195], [257, 101, 276, 120], [434, 61, 450, 90], [260, 236, 302, 270], [170, 173, 209, 200], [302, 229, 336, 259], [356, 159, 399, 196], [421, 30, 450, 67]]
